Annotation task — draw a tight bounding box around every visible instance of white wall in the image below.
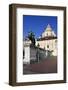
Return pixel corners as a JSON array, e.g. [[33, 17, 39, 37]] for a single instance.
[[0, 0, 68, 90], [23, 46, 30, 64]]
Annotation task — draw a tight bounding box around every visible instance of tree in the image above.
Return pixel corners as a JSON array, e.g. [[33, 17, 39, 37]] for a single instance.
[[28, 31, 36, 45]]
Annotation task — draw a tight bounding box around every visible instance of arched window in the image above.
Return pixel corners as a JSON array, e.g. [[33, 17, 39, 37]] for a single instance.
[[47, 33, 48, 36], [47, 45, 49, 48]]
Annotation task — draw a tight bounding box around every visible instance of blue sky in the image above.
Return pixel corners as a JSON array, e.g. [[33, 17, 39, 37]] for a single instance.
[[23, 15, 57, 39]]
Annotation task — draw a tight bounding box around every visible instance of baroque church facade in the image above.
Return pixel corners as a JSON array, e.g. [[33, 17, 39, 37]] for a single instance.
[[36, 24, 57, 56]]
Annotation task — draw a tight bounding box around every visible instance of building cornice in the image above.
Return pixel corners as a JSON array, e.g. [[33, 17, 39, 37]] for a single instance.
[[37, 36, 57, 41]]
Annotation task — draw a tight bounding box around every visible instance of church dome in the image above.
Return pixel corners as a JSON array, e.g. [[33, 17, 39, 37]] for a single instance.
[[42, 24, 56, 38]]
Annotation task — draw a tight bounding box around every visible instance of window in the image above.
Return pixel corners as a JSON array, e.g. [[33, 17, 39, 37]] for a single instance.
[[47, 45, 49, 48], [47, 33, 48, 36]]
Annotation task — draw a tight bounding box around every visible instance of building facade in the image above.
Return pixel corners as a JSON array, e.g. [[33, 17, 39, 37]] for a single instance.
[[23, 24, 57, 64], [36, 24, 57, 56]]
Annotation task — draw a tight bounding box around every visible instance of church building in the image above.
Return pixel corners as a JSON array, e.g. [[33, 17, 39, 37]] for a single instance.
[[36, 24, 57, 56], [23, 24, 57, 64]]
